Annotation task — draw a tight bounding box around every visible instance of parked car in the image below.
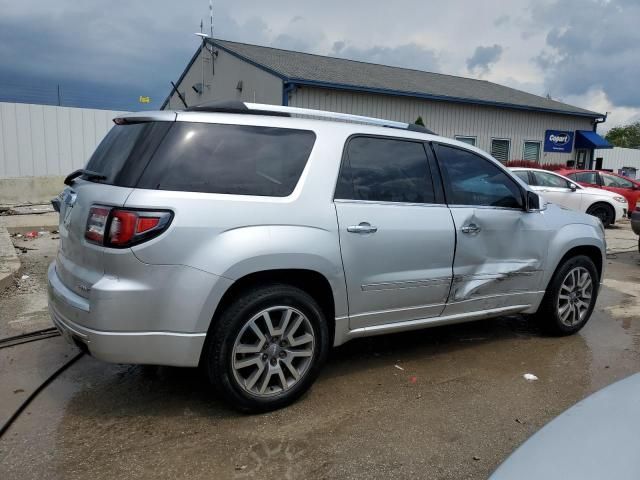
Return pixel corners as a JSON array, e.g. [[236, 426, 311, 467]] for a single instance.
[[510, 167, 627, 227], [631, 206, 640, 252], [490, 373, 640, 480], [49, 102, 606, 412], [559, 169, 640, 214]]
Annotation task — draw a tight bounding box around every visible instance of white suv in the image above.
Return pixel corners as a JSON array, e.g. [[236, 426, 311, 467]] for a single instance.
[[49, 102, 606, 412], [510, 167, 627, 227]]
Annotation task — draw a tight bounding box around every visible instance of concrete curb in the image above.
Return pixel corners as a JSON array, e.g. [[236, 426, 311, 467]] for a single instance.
[[0, 226, 20, 291], [0, 212, 59, 234]]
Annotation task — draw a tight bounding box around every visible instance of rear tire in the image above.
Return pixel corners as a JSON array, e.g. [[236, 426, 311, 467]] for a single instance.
[[535, 255, 599, 336], [586, 202, 615, 227], [203, 284, 329, 413]]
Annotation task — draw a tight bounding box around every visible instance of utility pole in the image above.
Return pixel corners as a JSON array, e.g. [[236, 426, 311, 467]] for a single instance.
[[57, 84, 61, 106]]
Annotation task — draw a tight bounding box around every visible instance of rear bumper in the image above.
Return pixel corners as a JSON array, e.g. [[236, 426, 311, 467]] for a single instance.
[[48, 263, 207, 367]]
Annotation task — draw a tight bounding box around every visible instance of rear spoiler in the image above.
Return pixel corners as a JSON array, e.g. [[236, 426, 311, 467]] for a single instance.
[[113, 111, 177, 125]]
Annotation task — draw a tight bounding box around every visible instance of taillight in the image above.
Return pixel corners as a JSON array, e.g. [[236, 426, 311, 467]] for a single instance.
[[85, 207, 110, 244], [85, 207, 172, 248]]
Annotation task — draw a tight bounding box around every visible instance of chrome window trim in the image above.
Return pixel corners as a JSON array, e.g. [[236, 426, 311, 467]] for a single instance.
[[333, 198, 446, 208]]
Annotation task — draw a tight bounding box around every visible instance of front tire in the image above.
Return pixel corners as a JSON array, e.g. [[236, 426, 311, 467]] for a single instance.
[[586, 202, 615, 227], [204, 284, 329, 413], [536, 255, 599, 335]]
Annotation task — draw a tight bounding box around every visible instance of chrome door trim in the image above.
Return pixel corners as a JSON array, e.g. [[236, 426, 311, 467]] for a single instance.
[[362, 277, 451, 291], [348, 301, 447, 319]]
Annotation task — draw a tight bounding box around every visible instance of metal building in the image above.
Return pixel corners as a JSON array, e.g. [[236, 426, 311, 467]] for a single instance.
[[163, 39, 612, 167]]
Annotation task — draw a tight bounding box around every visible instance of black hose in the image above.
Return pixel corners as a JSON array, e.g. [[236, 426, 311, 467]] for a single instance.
[[0, 327, 60, 350], [0, 351, 84, 439]]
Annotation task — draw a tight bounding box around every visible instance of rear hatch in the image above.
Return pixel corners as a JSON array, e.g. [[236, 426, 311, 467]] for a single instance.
[[55, 118, 174, 298]]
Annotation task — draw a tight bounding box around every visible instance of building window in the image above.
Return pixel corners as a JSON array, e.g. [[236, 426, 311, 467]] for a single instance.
[[491, 138, 510, 163], [455, 136, 476, 146], [523, 141, 541, 162]]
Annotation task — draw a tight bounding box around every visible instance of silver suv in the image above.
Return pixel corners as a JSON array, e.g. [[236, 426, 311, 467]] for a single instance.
[[49, 102, 605, 412]]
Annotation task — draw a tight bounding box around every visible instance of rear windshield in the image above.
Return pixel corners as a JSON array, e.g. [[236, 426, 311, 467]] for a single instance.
[[137, 123, 316, 196], [85, 121, 316, 197], [84, 122, 172, 187]]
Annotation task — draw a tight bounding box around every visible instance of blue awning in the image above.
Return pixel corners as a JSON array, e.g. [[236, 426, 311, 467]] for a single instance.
[[575, 130, 613, 149]]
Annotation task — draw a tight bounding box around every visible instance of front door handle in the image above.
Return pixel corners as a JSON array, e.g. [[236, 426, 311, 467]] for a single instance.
[[347, 222, 378, 234], [461, 223, 481, 234]]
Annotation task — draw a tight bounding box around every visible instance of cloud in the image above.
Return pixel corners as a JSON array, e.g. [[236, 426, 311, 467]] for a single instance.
[[466, 44, 503, 74], [493, 15, 510, 27], [530, 0, 640, 108], [272, 16, 327, 53]]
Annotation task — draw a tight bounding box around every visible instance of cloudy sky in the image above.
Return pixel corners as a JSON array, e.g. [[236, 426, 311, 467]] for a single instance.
[[1, 0, 638, 130]]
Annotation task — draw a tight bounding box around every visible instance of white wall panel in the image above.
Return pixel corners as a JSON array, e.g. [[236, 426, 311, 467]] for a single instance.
[[595, 147, 640, 173], [290, 87, 594, 164], [0, 102, 124, 178]]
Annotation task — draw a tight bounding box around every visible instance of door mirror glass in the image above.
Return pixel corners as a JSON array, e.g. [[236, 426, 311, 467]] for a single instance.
[[526, 191, 545, 211]]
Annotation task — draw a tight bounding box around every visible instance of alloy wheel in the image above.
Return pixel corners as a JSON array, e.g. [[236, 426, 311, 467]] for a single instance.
[[231, 306, 315, 397], [557, 267, 593, 327]]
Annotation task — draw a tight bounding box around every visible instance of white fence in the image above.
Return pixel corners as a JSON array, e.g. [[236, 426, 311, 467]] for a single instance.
[[595, 147, 640, 178], [0, 102, 124, 178]]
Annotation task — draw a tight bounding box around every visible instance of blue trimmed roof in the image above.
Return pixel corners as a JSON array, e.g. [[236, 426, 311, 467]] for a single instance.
[[164, 39, 603, 118]]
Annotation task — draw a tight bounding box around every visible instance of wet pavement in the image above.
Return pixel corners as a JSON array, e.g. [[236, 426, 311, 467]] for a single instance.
[[1, 232, 639, 479]]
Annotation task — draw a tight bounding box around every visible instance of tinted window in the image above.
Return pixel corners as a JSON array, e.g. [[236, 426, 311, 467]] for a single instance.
[[85, 122, 172, 187], [575, 171, 598, 184], [436, 145, 523, 209], [335, 137, 434, 203], [601, 173, 634, 188], [513, 170, 530, 184], [533, 171, 571, 188], [138, 123, 315, 196]]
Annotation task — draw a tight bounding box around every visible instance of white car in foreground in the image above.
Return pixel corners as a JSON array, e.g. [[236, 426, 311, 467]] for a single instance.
[[510, 168, 627, 227]]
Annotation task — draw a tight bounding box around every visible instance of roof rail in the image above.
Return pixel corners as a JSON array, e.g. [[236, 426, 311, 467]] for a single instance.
[[184, 100, 436, 134]]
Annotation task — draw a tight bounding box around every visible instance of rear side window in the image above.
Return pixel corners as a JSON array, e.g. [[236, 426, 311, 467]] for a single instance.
[[85, 122, 172, 187], [601, 173, 634, 188], [138, 123, 315, 196], [335, 136, 435, 203], [575, 171, 598, 184], [435, 144, 523, 209]]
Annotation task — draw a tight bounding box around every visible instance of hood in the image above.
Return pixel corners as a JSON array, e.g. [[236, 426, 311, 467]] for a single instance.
[[490, 373, 640, 480], [581, 186, 621, 199]]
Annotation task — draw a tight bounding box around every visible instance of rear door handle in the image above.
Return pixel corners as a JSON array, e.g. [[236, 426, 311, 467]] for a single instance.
[[461, 223, 481, 234], [347, 222, 378, 234]]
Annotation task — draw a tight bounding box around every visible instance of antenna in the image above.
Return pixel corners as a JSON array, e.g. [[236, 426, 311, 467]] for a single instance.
[[209, 0, 213, 38]]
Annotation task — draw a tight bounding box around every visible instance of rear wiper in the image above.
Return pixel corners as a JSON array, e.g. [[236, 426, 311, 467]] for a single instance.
[[64, 169, 107, 186]]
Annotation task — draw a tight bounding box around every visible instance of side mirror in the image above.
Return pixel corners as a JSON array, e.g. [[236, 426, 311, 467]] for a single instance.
[[570, 183, 577, 192], [526, 191, 546, 212]]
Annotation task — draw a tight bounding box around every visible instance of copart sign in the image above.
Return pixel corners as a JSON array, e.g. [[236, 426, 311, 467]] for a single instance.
[[544, 130, 574, 153]]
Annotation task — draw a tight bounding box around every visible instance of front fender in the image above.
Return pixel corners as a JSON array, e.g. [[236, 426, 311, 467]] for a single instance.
[[542, 222, 606, 288]]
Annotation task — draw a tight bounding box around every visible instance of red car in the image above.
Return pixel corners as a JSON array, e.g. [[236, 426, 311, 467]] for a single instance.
[[558, 169, 640, 213]]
